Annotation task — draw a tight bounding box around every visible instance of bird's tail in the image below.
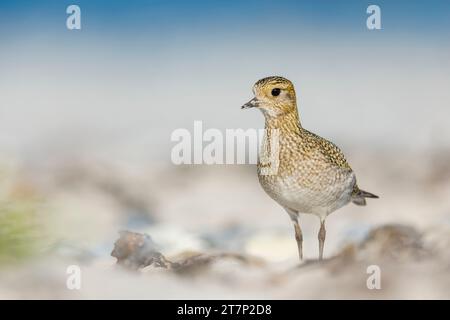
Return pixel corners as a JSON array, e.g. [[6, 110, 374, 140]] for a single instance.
[[351, 186, 379, 206]]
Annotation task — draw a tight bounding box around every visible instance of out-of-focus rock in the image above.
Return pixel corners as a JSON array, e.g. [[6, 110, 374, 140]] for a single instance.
[[171, 252, 265, 276], [111, 231, 265, 276], [357, 224, 428, 261], [111, 231, 174, 270], [300, 224, 434, 275]]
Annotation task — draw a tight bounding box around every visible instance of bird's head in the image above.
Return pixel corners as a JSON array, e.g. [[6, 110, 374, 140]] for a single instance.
[[241, 76, 298, 118]]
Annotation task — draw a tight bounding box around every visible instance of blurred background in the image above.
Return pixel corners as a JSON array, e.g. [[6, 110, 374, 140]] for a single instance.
[[0, 0, 449, 299]]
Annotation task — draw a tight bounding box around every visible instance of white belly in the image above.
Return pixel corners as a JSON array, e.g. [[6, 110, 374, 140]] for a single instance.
[[258, 169, 355, 218]]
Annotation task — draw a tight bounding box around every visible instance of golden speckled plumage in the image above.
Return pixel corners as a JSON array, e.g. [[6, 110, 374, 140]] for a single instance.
[[242, 76, 378, 260]]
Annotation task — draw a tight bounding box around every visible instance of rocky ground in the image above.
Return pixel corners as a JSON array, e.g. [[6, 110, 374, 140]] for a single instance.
[[0, 150, 449, 299]]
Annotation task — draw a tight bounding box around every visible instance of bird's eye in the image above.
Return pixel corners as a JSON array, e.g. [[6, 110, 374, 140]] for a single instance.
[[271, 88, 281, 97]]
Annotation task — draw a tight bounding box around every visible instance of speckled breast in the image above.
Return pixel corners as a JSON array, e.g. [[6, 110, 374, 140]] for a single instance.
[[257, 135, 355, 216]]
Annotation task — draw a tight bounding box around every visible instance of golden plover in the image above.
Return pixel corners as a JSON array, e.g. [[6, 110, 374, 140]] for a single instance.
[[242, 76, 378, 261]]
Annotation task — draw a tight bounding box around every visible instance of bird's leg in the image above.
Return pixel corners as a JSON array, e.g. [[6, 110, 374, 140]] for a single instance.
[[318, 219, 326, 261], [286, 209, 303, 261], [293, 218, 303, 261]]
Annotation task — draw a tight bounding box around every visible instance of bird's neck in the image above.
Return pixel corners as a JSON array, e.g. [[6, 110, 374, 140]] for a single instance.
[[264, 110, 302, 134]]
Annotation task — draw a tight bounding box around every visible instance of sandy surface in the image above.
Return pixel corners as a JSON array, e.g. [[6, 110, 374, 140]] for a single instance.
[[0, 150, 449, 299]]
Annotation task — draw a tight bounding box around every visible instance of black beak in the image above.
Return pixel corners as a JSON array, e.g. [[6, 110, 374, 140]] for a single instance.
[[241, 97, 258, 109]]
